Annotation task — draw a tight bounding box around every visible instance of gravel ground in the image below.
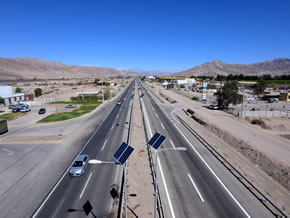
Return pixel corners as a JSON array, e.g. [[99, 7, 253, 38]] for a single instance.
[[126, 83, 154, 217]]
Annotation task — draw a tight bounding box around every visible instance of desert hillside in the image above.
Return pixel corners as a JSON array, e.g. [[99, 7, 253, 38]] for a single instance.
[[172, 58, 290, 77], [0, 57, 139, 80]]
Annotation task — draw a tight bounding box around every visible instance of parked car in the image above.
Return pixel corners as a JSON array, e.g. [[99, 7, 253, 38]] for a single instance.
[[12, 108, 20, 113], [20, 108, 31, 112], [65, 104, 76, 108], [207, 104, 218, 110], [38, 108, 46, 114], [69, 154, 89, 176]]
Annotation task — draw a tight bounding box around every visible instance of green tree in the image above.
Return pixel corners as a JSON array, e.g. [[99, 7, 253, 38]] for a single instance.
[[34, 88, 42, 97], [15, 87, 22, 93], [253, 79, 267, 95], [214, 81, 242, 107], [0, 97, 4, 104]]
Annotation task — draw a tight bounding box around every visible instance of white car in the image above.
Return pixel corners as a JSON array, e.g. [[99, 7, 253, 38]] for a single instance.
[[117, 100, 121, 105], [20, 108, 31, 113]]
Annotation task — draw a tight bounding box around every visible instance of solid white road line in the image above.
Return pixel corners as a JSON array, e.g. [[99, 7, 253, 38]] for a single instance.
[[79, 172, 93, 199], [157, 155, 176, 218], [171, 109, 180, 124], [101, 139, 108, 151], [116, 113, 119, 118], [141, 98, 153, 137], [161, 122, 165, 130], [169, 139, 176, 150], [173, 123, 251, 218], [155, 113, 159, 118], [187, 174, 205, 202]]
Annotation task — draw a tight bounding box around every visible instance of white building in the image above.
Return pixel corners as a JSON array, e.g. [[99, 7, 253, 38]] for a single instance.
[[0, 86, 32, 106]]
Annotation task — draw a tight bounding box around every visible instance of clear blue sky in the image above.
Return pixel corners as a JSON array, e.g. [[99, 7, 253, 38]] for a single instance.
[[1, 0, 290, 72]]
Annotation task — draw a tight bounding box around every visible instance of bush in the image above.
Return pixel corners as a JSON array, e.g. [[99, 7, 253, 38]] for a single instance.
[[15, 87, 22, 93], [250, 119, 270, 129], [192, 96, 199, 101], [34, 88, 42, 97]]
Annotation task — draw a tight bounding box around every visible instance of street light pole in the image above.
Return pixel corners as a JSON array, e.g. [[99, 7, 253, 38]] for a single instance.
[[154, 150, 158, 218]]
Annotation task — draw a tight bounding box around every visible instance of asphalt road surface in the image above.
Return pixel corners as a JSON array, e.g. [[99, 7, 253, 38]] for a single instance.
[[138, 81, 273, 218], [32, 81, 136, 218]]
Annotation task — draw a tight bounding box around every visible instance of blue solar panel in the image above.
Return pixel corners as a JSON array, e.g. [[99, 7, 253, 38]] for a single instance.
[[148, 133, 160, 146], [118, 145, 134, 165], [113, 142, 128, 161], [153, 135, 166, 150]]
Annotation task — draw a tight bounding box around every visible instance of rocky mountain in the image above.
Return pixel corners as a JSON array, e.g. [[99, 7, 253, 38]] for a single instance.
[[0, 57, 139, 80], [172, 58, 290, 77]]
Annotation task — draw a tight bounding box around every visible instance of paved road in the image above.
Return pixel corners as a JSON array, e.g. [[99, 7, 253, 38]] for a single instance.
[[32, 80, 136, 218], [138, 81, 273, 218]]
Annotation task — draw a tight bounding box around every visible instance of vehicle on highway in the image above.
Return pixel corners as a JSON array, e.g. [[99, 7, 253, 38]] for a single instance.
[[20, 107, 31, 112], [38, 108, 46, 114], [65, 104, 76, 108], [69, 154, 89, 176], [117, 100, 121, 105], [0, 119, 8, 134], [207, 104, 218, 110]]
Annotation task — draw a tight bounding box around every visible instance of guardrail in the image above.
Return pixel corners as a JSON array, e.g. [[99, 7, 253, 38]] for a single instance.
[[117, 84, 135, 218], [177, 115, 288, 218], [138, 82, 165, 218]]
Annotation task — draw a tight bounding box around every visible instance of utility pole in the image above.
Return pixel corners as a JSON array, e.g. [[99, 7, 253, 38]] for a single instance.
[[102, 81, 104, 103], [241, 85, 245, 117]]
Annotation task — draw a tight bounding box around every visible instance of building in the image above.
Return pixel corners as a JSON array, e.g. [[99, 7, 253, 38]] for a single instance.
[[279, 92, 290, 102], [0, 86, 33, 106]]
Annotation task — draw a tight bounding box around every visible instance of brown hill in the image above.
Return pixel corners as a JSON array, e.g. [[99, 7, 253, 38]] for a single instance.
[[172, 58, 290, 77], [0, 57, 139, 80]]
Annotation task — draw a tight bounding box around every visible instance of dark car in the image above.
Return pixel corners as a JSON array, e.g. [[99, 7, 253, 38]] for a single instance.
[[65, 104, 76, 108], [38, 108, 46, 114], [12, 108, 20, 113]]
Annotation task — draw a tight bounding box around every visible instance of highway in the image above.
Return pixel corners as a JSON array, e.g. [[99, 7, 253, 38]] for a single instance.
[[138, 81, 273, 218], [32, 80, 136, 218]]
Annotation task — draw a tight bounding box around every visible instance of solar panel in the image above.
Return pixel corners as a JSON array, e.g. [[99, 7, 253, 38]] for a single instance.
[[118, 145, 134, 165], [148, 133, 161, 146], [152, 135, 166, 150], [113, 142, 128, 161]]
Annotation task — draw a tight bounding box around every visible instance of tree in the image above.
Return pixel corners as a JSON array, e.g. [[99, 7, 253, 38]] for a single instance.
[[253, 79, 267, 95], [0, 97, 4, 104], [214, 81, 242, 107], [15, 87, 22, 93], [34, 88, 42, 97]]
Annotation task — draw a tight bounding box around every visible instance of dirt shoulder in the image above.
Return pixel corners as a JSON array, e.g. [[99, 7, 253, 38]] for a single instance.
[[126, 84, 154, 217]]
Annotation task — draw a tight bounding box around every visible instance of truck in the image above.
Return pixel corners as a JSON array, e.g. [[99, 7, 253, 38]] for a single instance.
[[0, 119, 8, 134]]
